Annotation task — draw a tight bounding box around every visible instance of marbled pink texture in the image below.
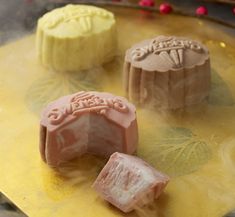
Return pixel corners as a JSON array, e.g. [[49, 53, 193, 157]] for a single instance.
[[93, 152, 170, 213], [39, 91, 138, 167]]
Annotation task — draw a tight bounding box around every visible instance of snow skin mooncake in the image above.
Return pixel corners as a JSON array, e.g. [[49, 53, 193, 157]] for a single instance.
[[123, 35, 211, 109], [36, 5, 117, 72], [93, 152, 169, 213], [39, 91, 138, 167]]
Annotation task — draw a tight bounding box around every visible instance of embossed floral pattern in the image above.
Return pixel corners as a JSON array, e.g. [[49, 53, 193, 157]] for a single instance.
[[131, 37, 203, 68], [41, 5, 113, 33], [47, 91, 129, 125]]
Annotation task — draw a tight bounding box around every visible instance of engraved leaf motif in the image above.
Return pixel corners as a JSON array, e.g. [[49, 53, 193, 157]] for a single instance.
[[25, 70, 101, 114], [79, 17, 92, 33], [43, 6, 110, 30], [140, 127, 211, 177], [159, 51, 175, 68], [44, 15, 64, 29]]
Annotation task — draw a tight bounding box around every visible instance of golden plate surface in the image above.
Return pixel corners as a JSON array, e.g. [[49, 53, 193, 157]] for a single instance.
[[0, 6, 235, 217]]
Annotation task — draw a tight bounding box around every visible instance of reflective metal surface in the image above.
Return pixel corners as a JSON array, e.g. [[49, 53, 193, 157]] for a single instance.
[[0, 5, 234, 217]]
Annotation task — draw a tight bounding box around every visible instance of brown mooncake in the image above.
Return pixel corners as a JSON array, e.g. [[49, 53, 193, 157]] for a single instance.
[[123, 35, 211, 109]]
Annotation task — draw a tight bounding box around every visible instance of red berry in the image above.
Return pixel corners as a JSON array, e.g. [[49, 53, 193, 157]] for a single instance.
[[159, 3, 172, 14], [139, 0, 155, 7], [196, 6, 208, 15], [233, 7, 235, 15]]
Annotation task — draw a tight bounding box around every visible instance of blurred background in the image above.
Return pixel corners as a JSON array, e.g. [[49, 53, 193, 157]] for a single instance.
[[0, 0, 234, 45]]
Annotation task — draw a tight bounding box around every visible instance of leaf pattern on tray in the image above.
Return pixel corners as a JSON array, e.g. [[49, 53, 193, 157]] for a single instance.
[[209, 70, 234, 106], [140, 127, 211, 177], [25, 69, 102, 114]]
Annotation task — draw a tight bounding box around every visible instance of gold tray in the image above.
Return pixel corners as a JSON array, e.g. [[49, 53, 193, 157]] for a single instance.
[[0, 6, 235, 217]]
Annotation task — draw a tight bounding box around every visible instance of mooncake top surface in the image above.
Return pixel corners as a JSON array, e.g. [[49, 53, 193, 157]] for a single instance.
[[41, 91, 136, 131], [125, 35, 209, 72], [37, 4, 115, 38]]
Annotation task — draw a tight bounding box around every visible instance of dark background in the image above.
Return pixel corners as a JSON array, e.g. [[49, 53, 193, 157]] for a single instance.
[[0, 0, 234, 45]]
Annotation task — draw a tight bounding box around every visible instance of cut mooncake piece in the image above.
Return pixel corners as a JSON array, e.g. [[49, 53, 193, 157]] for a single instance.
[[36, 4, 117, 72], [40, 91, 138, 167], [93, 152, 169, 213], [123, 35, 211, 109]]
